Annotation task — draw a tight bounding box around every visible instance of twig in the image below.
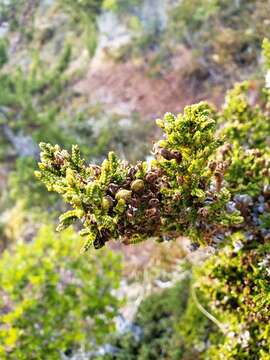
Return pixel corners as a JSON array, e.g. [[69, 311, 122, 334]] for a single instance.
[[192, 284, 227, 334]]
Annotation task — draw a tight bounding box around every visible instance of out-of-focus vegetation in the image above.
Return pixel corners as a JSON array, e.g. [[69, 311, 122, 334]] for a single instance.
[[197, 240, 270, 359], [0, 226, 122, 359], [115, 0, 270, 83], [1, 1, 270, 359], [97, 276, 218, 360], [168, 0, 270, 81]]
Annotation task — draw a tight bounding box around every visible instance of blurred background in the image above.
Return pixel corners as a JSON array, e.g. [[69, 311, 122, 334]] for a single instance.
[[0, 0, 269, 359]]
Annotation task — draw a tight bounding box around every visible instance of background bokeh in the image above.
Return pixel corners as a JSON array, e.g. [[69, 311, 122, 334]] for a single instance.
[[0, 1, 270, 359]]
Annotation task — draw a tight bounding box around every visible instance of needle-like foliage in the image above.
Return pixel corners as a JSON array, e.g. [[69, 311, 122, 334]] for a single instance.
[[36, 102, 245, 250]]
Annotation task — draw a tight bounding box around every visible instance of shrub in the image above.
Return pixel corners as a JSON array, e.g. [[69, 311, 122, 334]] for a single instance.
[[60, 0, 103, 19], [0, 38, 8, 69], [98, 278, 191, 360], [168, 1, 270, 81], [97, 275, 219, 360], [102, 0, 142, 13], [0, 0, 24, 30], [263, 38, 270, 69], [36, 46, 270, 250], [58, 0, 103, 56], [196, 239, 270, 359], [8, 157, 58, 210], [0, 226, 122, 359], [0, 45, 73, 144]]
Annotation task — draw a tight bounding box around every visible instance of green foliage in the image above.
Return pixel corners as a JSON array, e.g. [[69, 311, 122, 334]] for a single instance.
[[218, 82, 270, 198], [171, 0, 219, 34], [0, 0, 24, 30], [59, 0, 103, 56], [103, 0, 142, 13], [97, 276, 219, 360], [0, 44, 82, 212], [220, 82, 270, 148], [132, 279, 190, 360], [262, 38, 270, 69], [175, 286, 220, 359], [97, 278, 190, 360], [196, 240, 270, 359], [168, 0, 270, 79], [60, 0, 103, 18], [0, 45, 72, 144], [0, 226, 122, 359], [37, 102, 244, 249], [262, 38, 270, 101], [8, 157, 58, 209], [0, 38, 8, 69]]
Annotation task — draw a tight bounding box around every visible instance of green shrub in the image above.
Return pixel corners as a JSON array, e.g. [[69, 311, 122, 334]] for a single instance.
[[0, 45, 79, 214], [0, 45, 72, 143], [0, 0, 24, 30], [170, 0, 219, 34], [220, 81, 270, 149], [103, 0, 142, 13], [0, 38, 8, 69], [58, 0, 103, 56], [0, 226, 122, 359], [8, 157, 58, 210], [168, 1, 270, 80], [132, 279, 190, 360], [196, 240, 270, 359], [98, 275, 219, 360], [98, 278, 191, 360], [60, 0, 103, 18], [262, 38, 270, 69], [173, 289, 219, 360]]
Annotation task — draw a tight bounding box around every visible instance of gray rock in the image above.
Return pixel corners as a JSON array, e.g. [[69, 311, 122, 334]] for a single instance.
[[2, 124, 39, 158], [96, 11, 131, 54], [234, 194, 253, 206], [115, 314, 142, 341], [138, 0, 168, 34], [226, 201, 237, 213], [0, 22, 8, 38]]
